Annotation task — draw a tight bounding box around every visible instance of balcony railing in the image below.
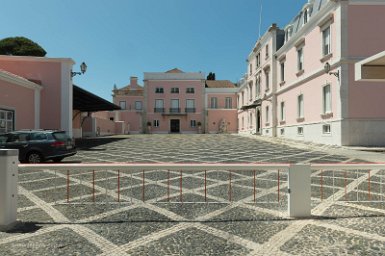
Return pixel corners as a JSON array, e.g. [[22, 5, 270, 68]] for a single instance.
[[169, 108, 181, 113], [154, 108, 165, 113], [185, 108, 196, 113]]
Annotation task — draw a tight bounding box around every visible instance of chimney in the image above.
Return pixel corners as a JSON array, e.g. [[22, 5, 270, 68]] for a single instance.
[[130, 76, 138, 87]]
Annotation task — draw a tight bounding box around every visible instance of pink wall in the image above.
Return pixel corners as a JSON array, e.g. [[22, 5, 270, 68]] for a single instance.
[[207, 93, 237, 109], [207, 109, 237, 133], [0, 59, 62, 130], [348, 5, 385, 57], [0, 80, 35, 129], [146, 80, 204, 133]]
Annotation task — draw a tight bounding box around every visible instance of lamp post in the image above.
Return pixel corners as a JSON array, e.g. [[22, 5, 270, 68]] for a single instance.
[[324, 62, 339, 81], [71, 62, 87, 77]]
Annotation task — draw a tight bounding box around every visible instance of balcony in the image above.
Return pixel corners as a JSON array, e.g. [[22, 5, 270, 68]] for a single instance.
[[169, 108, 181, 113], [185, 108, 196, 113], [154, 108, 165, 113]]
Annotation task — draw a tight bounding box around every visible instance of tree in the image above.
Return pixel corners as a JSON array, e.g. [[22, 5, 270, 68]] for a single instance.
[[0, 37, 46, 57], [206, 72, 216, 80]]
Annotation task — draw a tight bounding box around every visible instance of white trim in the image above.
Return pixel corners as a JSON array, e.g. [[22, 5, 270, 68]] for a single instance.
[[0, 71, 42, 90], [349, 0, 385, 5], [60, 62, 73, 137], [34, 89, 40, 129]]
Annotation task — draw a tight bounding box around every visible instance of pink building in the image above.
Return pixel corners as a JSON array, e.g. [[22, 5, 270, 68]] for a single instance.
[[113, 69, 239, 134], [112, 76, 144, 134], [205, 80, 238, 134], [144, 68, 205, 134], [0, 55, 120, 138], [239, 0, 385, 146]]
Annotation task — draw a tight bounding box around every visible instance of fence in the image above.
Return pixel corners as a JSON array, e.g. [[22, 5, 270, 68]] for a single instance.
[[2, 150, 385, 228]]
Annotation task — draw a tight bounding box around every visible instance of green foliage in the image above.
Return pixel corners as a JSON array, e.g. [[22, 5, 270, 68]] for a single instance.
[[0, 37, 46, 57], [206, 72, 216, 80]]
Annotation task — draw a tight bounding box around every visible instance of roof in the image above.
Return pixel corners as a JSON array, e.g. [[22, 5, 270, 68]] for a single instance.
[[73, 85, 120, 112], [166, 68, 184, 73], [205, 80, 236, 88]]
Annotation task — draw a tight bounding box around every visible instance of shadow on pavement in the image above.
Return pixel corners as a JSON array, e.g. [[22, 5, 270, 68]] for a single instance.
[[75, 137, 127, 151]]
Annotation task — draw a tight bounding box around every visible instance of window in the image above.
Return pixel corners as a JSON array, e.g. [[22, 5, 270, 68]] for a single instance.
[[323, 84, 331, 113], [256, 76, 261, 97], [119, 101, 126, 110], [280, 101, 285, 121], [135, 101, 142, 110], [171, 87, 179, 93], [186, 88, 195, 93], [153, 120, 159, 127], [265, 44, 269, 59], [190, 120, 197, 128], [280, 62, 285, 82], [265, 106, 269, 123], [225, 97, 232, 109], [186, 99, 195, 112], [155, 99, 164, 112], [265, 70, 270, 91], [323, 124, 331, 134], [170, 99, 180, 113], [322, 26, 331, 56], [155, 87, 164, 93], [249, 82, 253, 100], [0, 109, 14, 133], [249, 64, 253, 75], [304, 9, 308, 24], [297, 48, 304, 71], [210, 97, 218, 109], [297, 127, 304, 135], [298, 94, 304, 118], [280, 128, 285, 135], [256, 52, 261, 68]]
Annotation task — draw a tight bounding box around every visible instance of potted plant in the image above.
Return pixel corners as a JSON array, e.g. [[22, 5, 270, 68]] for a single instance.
[[197, 121, 202, 134], [147, 121, 152, 134]]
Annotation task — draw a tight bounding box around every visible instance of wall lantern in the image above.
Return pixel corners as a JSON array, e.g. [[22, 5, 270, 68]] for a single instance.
[[71, 62, 87, 77], [324, 62, 339, 81]]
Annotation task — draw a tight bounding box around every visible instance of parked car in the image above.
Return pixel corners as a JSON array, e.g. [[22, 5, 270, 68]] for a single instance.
[[0, 130, 77, 163]]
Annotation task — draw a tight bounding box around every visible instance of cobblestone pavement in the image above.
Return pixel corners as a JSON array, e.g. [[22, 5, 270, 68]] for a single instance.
[[2, 134, 385, 255]]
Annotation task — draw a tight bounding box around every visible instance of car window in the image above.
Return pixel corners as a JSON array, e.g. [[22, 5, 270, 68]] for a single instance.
[[30, 132, 47, 141], [7, 133, 29, 143], [52, 132, 70, 142], [0, 134, 8, 145]]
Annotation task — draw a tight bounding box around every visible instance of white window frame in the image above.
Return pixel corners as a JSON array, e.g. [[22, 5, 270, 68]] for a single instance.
[[225, 97, 232, 109], [323, 84, 331, 114], [210, 97, 218, 109], [0, 109, 15, 133], [119, 101, 126, 110], [135, 101, 142, 110], [153, 120, 159, 127], [155, 99, 164, 108], [280, 62, 285, 82], [297, 126, 304, 135], [190, 120, 197, 128], [171, 87, 179, 94], [280, 101, 285, 121], [265, 70, 270, 91], [297, 48, 304, 71], [298, 94, 304, 118], [265, 105, 269, 123], [322, 26, 331, 56], [155, 87, 164, 93], [322, 124, 331, 134]]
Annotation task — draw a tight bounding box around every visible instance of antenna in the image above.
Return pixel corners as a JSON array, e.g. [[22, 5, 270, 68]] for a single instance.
[[258, 0, 263, 38]]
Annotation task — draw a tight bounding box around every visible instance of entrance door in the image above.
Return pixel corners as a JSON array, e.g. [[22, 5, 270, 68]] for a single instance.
[[170, 119, 180, 133], [256, 109, 261, 134]]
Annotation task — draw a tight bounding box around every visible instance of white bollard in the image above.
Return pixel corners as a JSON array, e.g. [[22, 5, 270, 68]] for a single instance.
[[0, 149, 18, 230], [288, 164, 311, 218]]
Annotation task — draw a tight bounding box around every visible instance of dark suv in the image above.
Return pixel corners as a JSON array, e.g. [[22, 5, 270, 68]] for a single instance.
[[0, 130, 77, 163]]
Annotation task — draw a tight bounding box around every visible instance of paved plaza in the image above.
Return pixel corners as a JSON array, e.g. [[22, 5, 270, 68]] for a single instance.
[[1, 134, 385, 255]]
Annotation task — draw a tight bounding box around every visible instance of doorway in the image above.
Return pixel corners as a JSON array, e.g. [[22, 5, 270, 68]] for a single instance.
[[170, 119, 180, 133], [256, 109, 261, 134]]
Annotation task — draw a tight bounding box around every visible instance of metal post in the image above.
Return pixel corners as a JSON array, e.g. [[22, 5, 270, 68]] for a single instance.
[[0, 149, 18, 230], [288, 164, 311, 218]]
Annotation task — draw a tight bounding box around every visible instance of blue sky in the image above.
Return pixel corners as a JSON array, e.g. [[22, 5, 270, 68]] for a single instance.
[[1, 0, 306, 101]]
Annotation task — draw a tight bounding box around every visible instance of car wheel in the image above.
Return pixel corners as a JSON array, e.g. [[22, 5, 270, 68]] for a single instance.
[[52, 157, 64, 163], [27, 152, 43, 163]]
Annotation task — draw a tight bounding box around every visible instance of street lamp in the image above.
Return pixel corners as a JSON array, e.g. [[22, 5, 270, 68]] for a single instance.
[[324, 62, 339, 81], [71, 62, 87, 77]]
